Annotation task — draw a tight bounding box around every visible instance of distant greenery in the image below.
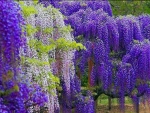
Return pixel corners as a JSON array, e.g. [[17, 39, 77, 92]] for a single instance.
[[110, 1, 150, 16]]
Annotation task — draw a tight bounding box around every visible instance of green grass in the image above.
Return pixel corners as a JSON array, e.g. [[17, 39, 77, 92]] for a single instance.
[[97, 94, 133, 106]]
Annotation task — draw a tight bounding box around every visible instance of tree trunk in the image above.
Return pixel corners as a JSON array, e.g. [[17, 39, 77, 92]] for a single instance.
[[108, 96, 112, 111], [77, 69, 81, 80], [95, 99, 98, 112], [88, 57, 94, 88], [135, 97, 139, 113]]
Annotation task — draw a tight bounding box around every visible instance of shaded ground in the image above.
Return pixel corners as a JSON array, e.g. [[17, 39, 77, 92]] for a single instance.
[[96, 95, 150, 113], [96, 104, 150, 113]]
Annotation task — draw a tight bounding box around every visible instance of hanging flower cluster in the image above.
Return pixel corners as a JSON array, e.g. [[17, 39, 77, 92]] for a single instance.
[[48, 0, 150, 111], [113, 62, 135, 109], [63, 75, 95, 113], [116, 15, 143, 51], [75, 91, 95, 113], [46, 0, 112, 16], [0, 1, 48, 112], [139, 14, 150, 39], [20, 1, 61, 113], [0, 0, 25, 77], [65, 8, 119, 91], [0, 0, 25, 112], [123, 40, 150, 83]]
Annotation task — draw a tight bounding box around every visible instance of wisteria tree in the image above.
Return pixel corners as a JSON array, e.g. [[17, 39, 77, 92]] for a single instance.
[[44, 1, 150, 113], [1, 0, 150, 113]]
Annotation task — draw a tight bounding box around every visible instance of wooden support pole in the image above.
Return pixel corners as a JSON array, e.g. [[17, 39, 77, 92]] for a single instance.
[[88, 57, 94, 88]]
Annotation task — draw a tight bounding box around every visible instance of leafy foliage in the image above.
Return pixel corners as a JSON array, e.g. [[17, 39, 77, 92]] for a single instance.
[[19, 1, 38, 17], [110, 1, 150, 16]]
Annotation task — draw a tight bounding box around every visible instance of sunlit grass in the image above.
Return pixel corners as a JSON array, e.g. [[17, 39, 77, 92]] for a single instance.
[[97, 94, 133, 106]]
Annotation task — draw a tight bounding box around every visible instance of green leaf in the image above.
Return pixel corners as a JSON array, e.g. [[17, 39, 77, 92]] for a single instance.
[[26, 24, 37, 36], [20, 3, 38, 18]]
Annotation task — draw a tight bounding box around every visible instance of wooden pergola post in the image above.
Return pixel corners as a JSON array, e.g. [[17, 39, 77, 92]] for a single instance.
[[88, 57, 94, 88]]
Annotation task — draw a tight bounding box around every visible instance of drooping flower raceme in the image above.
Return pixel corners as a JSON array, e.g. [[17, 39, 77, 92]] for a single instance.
[[116, 15, 143, 51], [123, 40, 150, 82], [113, 62, 135, 109], [122, 40, 150, 106], [0, 1, 48, 112], [0, 0, 25, 77], [139, 14, 150, 39]]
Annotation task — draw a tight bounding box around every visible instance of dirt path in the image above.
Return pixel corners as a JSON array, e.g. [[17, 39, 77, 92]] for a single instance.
[[96, 104, 150, 113]]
